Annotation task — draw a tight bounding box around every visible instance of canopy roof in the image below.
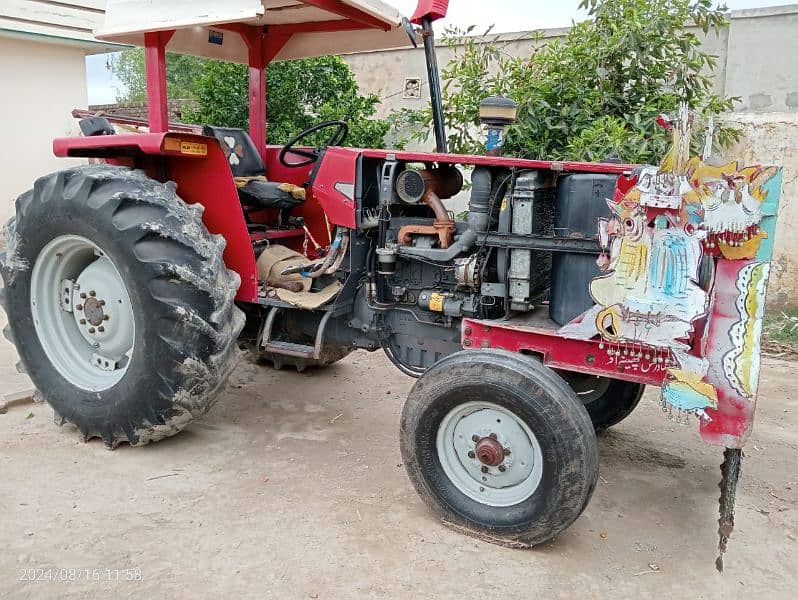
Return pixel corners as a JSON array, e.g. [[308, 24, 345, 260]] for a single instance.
[[96, 0, 415, 62]]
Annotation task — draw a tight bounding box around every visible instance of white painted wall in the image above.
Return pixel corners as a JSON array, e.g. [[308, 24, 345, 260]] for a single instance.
[[0, 36, 88, 224]]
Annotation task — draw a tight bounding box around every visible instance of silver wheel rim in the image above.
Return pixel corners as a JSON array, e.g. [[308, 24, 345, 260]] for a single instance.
[[436, 401, 543, 507], [30, 235, 135, 391]]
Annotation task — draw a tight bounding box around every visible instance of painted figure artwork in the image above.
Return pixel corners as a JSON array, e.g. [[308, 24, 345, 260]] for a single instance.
[[559, 106, 782, 442]]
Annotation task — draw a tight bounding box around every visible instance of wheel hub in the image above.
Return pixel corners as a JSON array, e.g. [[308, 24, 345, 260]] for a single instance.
[[30, 235, 135, 391], [436, 401, 544, 507], [82, 296, 105, 326], [475, 436, 505, 466]]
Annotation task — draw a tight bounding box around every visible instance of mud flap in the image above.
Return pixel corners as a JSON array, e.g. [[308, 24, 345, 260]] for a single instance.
[[716, 447, 742, 573]]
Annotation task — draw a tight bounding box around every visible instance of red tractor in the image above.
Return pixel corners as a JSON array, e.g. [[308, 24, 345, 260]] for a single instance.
[[0, 0, 782, 564]]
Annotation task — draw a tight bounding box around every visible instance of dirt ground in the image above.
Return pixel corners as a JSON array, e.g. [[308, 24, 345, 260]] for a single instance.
[[1, 313, 796, 599]]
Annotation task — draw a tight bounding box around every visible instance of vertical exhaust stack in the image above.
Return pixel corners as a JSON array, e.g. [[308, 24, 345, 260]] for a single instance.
[[479, 97, 518, 156], [411, 1, 450, 153]]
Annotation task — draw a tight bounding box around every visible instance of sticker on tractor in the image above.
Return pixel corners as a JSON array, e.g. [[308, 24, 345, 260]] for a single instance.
[[163, 138, 208, 156], [179, 142, 208, 156]]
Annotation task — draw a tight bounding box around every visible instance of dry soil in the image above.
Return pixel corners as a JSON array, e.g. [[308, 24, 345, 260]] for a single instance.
[[0, 311, 796, 599]]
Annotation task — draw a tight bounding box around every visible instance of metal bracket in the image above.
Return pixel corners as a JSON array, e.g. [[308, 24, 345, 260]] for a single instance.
[[60, 279, 75, 313]]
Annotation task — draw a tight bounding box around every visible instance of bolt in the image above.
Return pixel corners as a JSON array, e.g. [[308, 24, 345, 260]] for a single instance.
[[504, 448, 511, 456], [463, 326, 472, 336], [480, 465, 489, 474], [79, 319, 86, 325], [103, 315, 110, 321], [99, 299, 106, 306], [80, 292, 87, 299], [471, 434, 480, 442], [481, 340, 490, 348], [498, 465, 507, 472], [89, 291, 96, 297], [467, 451, 475, 459], [463, 339, 472, 347], [75, 304, 83, 311], [98, 326, 105, 333], [88, 327, 96, 334]]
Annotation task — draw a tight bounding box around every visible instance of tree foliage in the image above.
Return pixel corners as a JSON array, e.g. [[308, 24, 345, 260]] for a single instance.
[[107, 50, 390, 148], [397, 0, 737, 163]]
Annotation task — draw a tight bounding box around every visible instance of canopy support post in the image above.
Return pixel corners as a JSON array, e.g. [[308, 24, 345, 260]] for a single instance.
[[239, 28, 292, 161], [144, 30, 175, 133]]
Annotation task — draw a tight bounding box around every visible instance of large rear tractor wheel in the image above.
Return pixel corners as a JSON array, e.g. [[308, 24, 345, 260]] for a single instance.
[[400, 349, 599, 547], [557, 371, 645, 432], [0, 165, 244, 448]]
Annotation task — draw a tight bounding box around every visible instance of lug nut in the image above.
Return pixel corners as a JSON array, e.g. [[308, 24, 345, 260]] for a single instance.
[[88, 327, 96, 334], [76, 304, 83, 311], [480, 465, 489, 474], [99, 300, 106, 306], [489, 433, 497, 440], [467, 451, 475, 459], [103, 315, 110, 321], [89, 290, 96, 297], [471, 434, 480, 442], [498, 465, 507, 472], [98, 326, 105, 333], [80, 292, 87, 299], [79, 319, 86, 325], [504, 448, 511, 456]]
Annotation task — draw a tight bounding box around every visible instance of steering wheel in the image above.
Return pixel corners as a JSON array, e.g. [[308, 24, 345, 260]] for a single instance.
[[279, 120, 349, 168]]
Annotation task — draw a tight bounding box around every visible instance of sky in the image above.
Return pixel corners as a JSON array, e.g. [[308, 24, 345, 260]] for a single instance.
[[86, 0, 796, 104]]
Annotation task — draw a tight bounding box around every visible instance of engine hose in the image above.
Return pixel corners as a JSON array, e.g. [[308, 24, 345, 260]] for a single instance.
[[279, 228, 348, 279]]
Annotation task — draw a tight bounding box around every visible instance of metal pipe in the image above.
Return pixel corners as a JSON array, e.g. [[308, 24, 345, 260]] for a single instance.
[[421, 16, 447, 154]]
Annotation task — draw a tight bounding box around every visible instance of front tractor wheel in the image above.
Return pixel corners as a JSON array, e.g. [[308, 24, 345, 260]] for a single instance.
[[0, 165, 244, 447], [400, 350, 599, 548]]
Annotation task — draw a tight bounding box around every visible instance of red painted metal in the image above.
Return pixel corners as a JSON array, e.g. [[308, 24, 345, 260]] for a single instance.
[[221, 25, 293, 157], [302, 0, 391, 30], [699, 259, 759, 448], [54, 132, 173, 157], [269, 20, 372, 35], [461, 318, 671, 387], [362, 148, 636, 175], [263, 146, 341, 249], [411, 0, 450, 24], [305, 147, 359, 229], [144, 30, 175, 133], [53, 132, 258, 302], [247, 36, 268, 159], [166, 150, 258, 302]]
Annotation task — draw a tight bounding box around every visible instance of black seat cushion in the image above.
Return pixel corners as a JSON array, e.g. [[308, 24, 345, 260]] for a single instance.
[[238, 180, 304, 210], [203, 125, 305, 210], [202, 125, 266, 178]]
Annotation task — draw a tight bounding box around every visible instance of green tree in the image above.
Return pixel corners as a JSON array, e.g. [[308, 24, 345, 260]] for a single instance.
[[107, 50, 203, 102], [108, 50, 389, 148], [397, 0, 737, 163]]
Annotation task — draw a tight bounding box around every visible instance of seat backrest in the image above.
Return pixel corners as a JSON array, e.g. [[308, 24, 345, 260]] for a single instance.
[[202, 125, 265, 178]]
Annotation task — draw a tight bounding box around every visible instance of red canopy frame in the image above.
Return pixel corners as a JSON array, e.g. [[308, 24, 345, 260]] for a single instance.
[[142, 3, 397, 160]]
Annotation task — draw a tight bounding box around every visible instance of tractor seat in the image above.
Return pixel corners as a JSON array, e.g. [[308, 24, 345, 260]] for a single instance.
[[202, 125, 305, 210]]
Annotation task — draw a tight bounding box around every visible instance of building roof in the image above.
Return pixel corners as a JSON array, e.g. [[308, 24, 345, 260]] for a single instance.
[[0, 0, 121, 52]]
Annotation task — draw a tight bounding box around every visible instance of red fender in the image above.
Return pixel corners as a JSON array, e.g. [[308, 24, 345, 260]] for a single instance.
[[53, 132, 259, 302]]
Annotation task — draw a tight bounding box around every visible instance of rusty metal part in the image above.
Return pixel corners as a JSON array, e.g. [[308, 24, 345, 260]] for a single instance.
[[83, 297, 106, 327], [396, 168, 459, 249], [397, 221, 456, 249], [716, 447, 742, 573], [475, 436, 505, 466]]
